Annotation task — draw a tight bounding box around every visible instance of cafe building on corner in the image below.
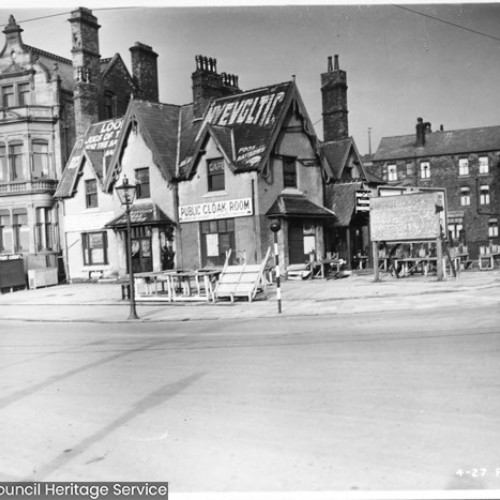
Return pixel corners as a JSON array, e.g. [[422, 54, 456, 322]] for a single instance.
[[177, 69, 335, 270]]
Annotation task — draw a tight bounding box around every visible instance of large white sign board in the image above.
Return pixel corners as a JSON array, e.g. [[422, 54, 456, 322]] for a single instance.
[[370, 192, 444, 242]]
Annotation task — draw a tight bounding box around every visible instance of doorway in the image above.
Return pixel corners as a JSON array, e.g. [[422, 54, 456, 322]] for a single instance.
[[130, 226, 152, 273]]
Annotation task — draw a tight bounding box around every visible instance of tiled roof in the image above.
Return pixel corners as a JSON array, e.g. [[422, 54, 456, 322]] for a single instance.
[[266, 194, 335, 219], [132, 100, 181, 181], [54, 139, 85, 198], [321, 138, 352, 179], [329, 182, 364, 227], [104, 203, 175, 229], [373, 125, 500, 161]]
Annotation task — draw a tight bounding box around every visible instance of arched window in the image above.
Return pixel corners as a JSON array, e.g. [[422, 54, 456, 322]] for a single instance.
[[8, 142, 24, 181], [32, 140, 49, 179]]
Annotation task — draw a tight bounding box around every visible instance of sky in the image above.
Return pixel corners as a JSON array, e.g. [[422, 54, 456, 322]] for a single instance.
[[1, 1, 500, 155]]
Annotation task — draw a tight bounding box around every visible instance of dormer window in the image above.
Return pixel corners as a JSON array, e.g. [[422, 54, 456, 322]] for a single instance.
[[135, 168, 150, 199], [207, 158, 225, 192], [283, 156, 297, 188]]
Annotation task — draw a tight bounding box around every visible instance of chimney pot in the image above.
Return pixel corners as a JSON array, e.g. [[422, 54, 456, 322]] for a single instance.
[[327, 56, 333, 72], [334, 54, 339, 70]]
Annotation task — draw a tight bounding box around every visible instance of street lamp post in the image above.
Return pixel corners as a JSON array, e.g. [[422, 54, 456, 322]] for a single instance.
[[270, 219, 282, 314], [116, 175, 139, 320]]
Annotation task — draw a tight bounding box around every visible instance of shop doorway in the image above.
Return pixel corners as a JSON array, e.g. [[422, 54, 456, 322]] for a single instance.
[[130, 226, 152, 273], [288, 223, 305, 264]]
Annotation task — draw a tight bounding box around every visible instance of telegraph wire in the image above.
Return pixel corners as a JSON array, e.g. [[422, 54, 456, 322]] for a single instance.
[[393, 4, 500, 43], [0, 7, 139, 28]]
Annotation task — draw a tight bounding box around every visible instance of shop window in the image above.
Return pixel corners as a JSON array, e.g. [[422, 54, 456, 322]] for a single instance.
[[135, 168, 150, 199], [82, 232, 108, 265], [207, 158, 225, 192], [13, 210, 29, 252], [406, 162, 414, 176], [0, 211, 11, 252], [18, 83, 30, 106], [479, 156, 489, 174], [0, 145, 6, 182], [9, 142, 24, 181], [200, 218, 235, 267], [488, 218, 499, 238], [387, 164, 397, 181], [420, 161, 430, 179], [458, 158, 469, 176], [32, 140, 49, 179], [36, 207, 54, 251], [283, 157, 297, 188], [2, 85, 14, 108], [480, 185, 490, 205], [85, 179, 98, 208], [460, 187, 470, 206]]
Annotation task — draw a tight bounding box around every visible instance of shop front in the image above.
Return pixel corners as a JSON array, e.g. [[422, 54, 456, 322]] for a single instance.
[[105, 203, 176, 274]]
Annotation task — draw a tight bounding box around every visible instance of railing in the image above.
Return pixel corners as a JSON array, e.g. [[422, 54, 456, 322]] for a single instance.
[[0, 179, 58, 195]]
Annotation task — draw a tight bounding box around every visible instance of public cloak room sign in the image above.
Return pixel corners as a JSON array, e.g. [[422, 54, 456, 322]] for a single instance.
[[370, 192, 445, 242], [179, 198, 253, 223]]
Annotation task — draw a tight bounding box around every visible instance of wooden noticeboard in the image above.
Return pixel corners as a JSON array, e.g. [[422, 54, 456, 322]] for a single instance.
[[370, 192, 444, 242]]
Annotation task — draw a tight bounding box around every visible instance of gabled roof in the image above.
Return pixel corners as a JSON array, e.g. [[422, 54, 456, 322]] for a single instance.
[[55, 118, 123, 198], [373, 125, 500, 161], [105, 99, 181, 189], [266, 193, 335, 219], [179, 81, 322, 179], [321, 137, 377, 183], [329, 182, 365, 227], [100, 53, 134, 86]]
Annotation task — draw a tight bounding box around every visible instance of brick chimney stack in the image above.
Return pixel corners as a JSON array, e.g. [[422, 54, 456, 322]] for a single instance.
[[69, 7, 101, 139], [192, 55, 241, 119], [321, 54, 348, 142], [130, 42, 159, 102], [416, 117, 432, 146]]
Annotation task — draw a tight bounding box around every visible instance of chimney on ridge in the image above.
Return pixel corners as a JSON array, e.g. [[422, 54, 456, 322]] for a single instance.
[[321, 54, 348, 142], [130, 42, 159, 102], [192, 55, 241, 120]]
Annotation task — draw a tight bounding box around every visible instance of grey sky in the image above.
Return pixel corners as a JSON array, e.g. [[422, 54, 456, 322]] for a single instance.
[[2, 2, 500, 155]]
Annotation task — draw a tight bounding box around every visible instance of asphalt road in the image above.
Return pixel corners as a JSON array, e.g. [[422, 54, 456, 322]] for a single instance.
[[1, 305, 500, 494]]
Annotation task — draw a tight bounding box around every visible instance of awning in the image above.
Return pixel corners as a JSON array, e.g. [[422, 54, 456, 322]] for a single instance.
[[105, 203, 176, 229], [266, 194, 335, 219]]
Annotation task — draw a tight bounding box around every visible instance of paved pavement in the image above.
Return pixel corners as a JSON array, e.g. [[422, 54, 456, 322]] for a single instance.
[[1, 268, 499, 323]]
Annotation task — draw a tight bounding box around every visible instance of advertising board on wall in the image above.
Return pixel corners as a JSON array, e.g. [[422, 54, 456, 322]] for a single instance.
[[179, 197, 253, 223]]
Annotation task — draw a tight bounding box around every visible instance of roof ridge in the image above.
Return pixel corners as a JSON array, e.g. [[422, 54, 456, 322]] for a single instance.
[[212, 80, 293, 103], [24, 44, 72, 65]]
